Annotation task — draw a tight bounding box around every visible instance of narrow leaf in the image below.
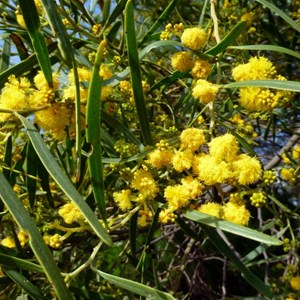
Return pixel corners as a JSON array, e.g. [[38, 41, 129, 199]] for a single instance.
[[139, 0, 181, 45], [205, 21, 246, 56], [19, 0, 53, 86], [86, 40, 107, 222], [0, 253, 44, 273], [184, 210, 282, 245], [0, 38, 10, 72], [223, 80, 300, 92], [204, 226, 273, 298], [125, 0, 153, 145], [16, 114, 113, 246], [0, 172, 73, 299], [255, 0, 300, 33], [229, 44, 300, 60], [4, 268, 46, 300], [94, 269, 176, 300]]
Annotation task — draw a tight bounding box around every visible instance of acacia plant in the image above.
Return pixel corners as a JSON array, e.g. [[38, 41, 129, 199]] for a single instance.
[[0, 0, 300, 299]]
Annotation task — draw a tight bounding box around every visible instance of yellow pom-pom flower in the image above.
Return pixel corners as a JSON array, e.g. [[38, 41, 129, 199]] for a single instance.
[[1, 236, 16, 248], [58, 202, 84, 224], [223, 202, 250, 226], [290, 276, 300, 291], [171, 51, 194, 72], [180, 128, 206, 152], [192, 79, 219, 104], [172, 149, 194, 172], [198, 202, 223, 218], [232, 154, 262, 185], [181, 27, 207, 50], [190, 59, 212, 79], [232, 56, 277, 81], [113, 189, 133, 211], [208, 133, 239, 162], [164, 185, 190, 210]]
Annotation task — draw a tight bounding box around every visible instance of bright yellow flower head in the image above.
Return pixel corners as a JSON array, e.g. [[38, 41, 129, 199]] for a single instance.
[[292, 146, 300, 159], [58, 202, 84, 224], [232, 154, 262, 185], [181, 27, 207, 50], [223, 202, 250, 226], [181, 176, 203, 199], [164, 185, 190, 210], [190, 59, 212, 79], [171, 51, 194, 72], [172, 149, 194, 172], [198, 202, 223, 218], [1, 236, 16, 248], [197, 155, 232, 185], [148, 148, 173, 168], [34, 71, 59, 91], [131, 169, 159, 201], [192, 80, 219, 104], [159, 209, 176, 224], [290, 276, 300, 291], [232, 56, 277, 81], [100, 65, 113, 80], [208, 133, 239, 162], [280, 168, 296, 184], [180, 128, 206, 152], [113, 189, 133, 211]]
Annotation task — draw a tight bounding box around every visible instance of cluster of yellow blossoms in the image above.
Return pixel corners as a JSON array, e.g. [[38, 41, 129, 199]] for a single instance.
[[232, 56, 292, 111], [113, 129, 262, 226], [0, 65, 113, 140], [280, 145, 300, 185]]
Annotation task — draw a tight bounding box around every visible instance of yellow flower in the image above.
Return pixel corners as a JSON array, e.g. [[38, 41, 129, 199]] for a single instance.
[[181, 176, 203, 199], [44, 233, 63, 249], [69, 67, 91, 84], [208, 133, 239, 162], [113, 189, 133, 211], [1, 236, 16, 248], [172, 149, 194, 172], [290, 276, 300, 291], [232, 56, 276, 81], [181, 27, 207, 50], [190, 59, 212, 79], [192, 79, 219, 104], [131, 169, 159, 201], [223, 202, 250, 226], [34, 103, 71, 140], [292, 146, 300, 159], [232, 154, 262, 185], [58, 202, 84, 224], [280, 168, 296, 184], [171, 51, 194, 72], [180, 128, 206, 152], [164, 185, 190, 210], [100, 65, 113, 80], [239, 87, 286, 111], [197, 155, 232, 185], [250, 192, 267, 208], [18, 230, 29, 247], [0, 75, 31, 122], [148, 148, 173, 168], [159, 209, 176, 224], [34, 71, 59, 91], [198, 202, 223, 218]]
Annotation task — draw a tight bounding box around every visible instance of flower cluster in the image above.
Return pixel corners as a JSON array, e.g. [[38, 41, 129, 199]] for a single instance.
[[232, 57, 292, 111]]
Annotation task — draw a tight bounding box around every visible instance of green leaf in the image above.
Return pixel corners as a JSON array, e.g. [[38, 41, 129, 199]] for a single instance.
[[184, 210, 282, 246], [0, 172, 73, 300], [223, 80, 300, 92], [139, 0, 181, 45], [203, 226, 273, 298], [40, 0, 74, 66], [4, 268, 46, 300], [102, 0, 127, 30], [16, 114, 113, 247], [19, 0, 53, 86], [86, 40, 106, 222], [26, 142, 38, 207], [94, 269, 176, 300], [205, 21, 246, 56], [255, 0, 300, 33], [229, 44, 300, 60], [125, 0, 153, 145], [0, 253, 44, 273], [0, 38, 10, 72]]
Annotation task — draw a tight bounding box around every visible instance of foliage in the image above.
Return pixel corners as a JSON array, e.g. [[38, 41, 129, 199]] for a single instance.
[[0, 0, 300, 299]]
